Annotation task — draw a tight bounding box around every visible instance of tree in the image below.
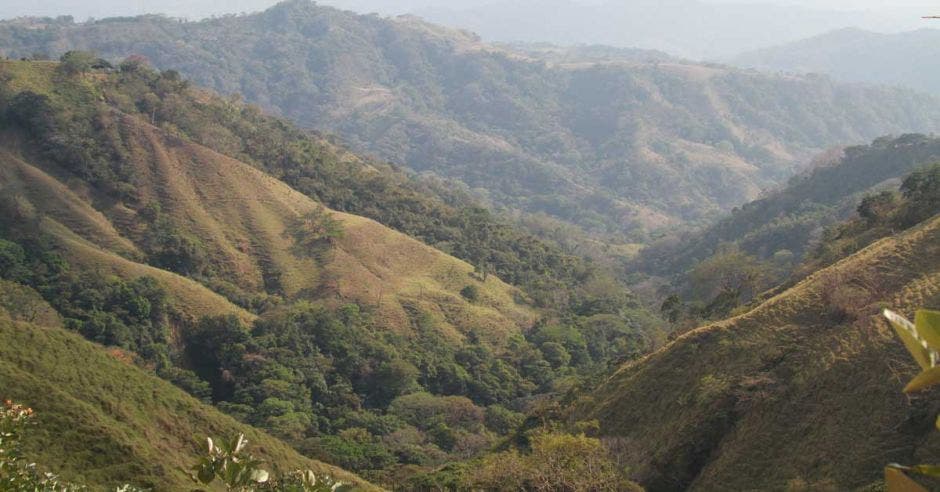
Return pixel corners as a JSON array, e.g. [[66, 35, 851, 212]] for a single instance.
[[660, 294, 683, 323], [899, 163, 940, 226], [690, 245, 771, 313], [368, 359, 419, 407], [857, 190, 898, 225], [475, 432, 640, 491], [119, 55, 149, 73], [287, 207, 344, 263], [58, 51, 98, 75], [459, 285, 479, 302]]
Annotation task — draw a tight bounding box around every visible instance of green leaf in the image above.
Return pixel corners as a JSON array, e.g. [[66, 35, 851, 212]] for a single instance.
[[249, 468, 269, 483], [885, 310, 932, 370], [233, 433, 247, 454], [909, 464, 940, 478], [915, 310, 940, 351], [904, 366, 940, 393]]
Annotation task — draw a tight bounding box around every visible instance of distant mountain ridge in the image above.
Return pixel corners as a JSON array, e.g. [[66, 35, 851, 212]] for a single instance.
[[325, 0, 917, 59], [729, 28, 940, 95], [3, 1, 940, 240]]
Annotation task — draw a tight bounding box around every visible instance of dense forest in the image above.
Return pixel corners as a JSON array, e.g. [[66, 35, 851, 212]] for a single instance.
[[3, 1, 940, 244]]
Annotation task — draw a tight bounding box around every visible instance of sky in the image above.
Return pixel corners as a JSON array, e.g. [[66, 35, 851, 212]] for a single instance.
[[1, 0, 938, 21], [1, 0, 938, 58]]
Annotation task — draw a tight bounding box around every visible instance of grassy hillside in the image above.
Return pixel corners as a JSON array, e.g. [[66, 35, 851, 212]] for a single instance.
[[730, 28, 940, 96], [0, 59, 537, 347], [579, 213, 940, 490], [0, 311, 374, 490], [3, 2, 940, 239], [0, 59, 659, 483]]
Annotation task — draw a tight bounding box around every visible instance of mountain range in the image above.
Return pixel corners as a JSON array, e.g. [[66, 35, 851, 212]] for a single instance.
[[1, 2, 940, 490], [3, 1, 940, 243], [322, 0, 927, 59]]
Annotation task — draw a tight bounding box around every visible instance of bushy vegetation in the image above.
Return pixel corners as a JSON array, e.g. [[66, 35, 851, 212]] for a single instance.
[[472, 432, 640, 491], [0, 399, 353, 491], [0, 58, 660, 484], [0, 400, 78, 491], [178, 302, 647, 481], [0, 317, 367, 489]]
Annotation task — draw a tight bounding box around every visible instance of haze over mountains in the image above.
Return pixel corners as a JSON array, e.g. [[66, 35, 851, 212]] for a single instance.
[[730, 27, 940, 95], [400, 0, 926, 59], [1, 0, 935, 59], [4, 1, 940, 243]]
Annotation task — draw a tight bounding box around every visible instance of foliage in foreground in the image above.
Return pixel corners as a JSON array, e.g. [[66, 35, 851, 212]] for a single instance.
[[883, 309, 940, 491], [191, 433, 351, 492], [1, 400, 352, 491], [0, 400, 139, 491]]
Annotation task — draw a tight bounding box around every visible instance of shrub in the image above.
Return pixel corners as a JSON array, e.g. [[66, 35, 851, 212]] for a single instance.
[[459, 285, 479, 302], [474, 432, 640, 491]]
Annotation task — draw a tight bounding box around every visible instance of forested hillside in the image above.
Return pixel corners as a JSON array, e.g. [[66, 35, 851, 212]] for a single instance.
[[3, 1, 940, 241], [579, 210, 940, 491], [0, 58, 659, 484], [639, 134, 940, 277]]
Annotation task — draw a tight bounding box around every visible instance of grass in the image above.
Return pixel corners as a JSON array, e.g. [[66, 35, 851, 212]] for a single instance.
[[0, 60, 538, 348], [581, 214, 940, 491], [0, 315, 378, 490]]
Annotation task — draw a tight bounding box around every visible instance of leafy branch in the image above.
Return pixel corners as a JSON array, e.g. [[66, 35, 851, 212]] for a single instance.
[[883, 309, 940, 491]]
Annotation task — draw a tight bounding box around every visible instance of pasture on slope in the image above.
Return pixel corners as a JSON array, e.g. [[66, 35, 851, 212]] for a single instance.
[[0, 60, 536, 348], [580, 214, 940, 490]]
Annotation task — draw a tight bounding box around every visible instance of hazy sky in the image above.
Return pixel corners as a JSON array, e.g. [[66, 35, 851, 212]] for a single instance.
[[1, 0, 937, 57], [2, 0, 938, 21]]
